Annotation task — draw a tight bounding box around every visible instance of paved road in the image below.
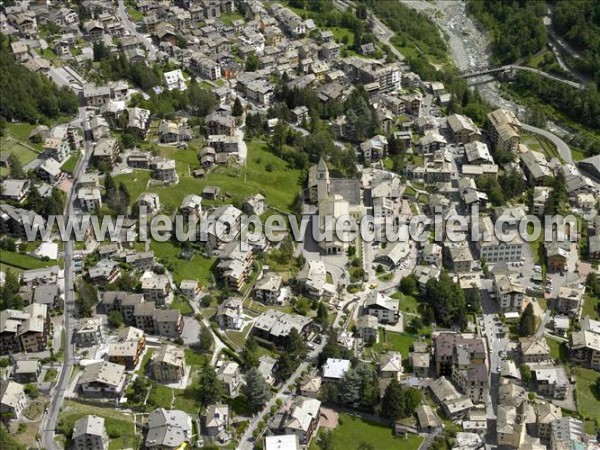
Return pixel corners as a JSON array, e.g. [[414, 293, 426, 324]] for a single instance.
[[238, 340, 326, 450], [40, 107, 92, 450], [117, 0, 156, 61], [521, 123, 573, 164]]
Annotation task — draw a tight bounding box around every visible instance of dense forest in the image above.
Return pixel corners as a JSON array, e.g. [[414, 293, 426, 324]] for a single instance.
[[467, 0, 547, 65], [0, 34, 79, 126], [552, 0, 600, 87], [512, 72, 600, 154]]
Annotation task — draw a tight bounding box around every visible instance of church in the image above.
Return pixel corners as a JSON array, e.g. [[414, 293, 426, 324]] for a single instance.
[[306, 158, 365, 254]]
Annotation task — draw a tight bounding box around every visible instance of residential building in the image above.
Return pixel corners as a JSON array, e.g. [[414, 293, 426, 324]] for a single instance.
[[478, 216, 524, 263], [136, 192, 161, 214], [254, 273, 284, 305], [322, 358, 351, 383], [519, 337, 551, 363], [163, 69, 186, 91], [179, 194, 203, 223], [546, 241, 570, 273], [217, 361, 241, 396], [204, 404, 229, 438], [356, 315, 379, 344], [447, 114, 481, 144], [145, 409, 192, 449], [556, 284, 585, 318], [1, 179, 30, 203], [487, 108, 521, 152], [493, 271, 525, 312], [364, 290, 400, 324], [179, 280, 199, 301], [152, 345, 185, 384], [532, 366, 568, 399], [300, 376, 322, 399], [252, 310, 312, 346], [216, 297, 244, 330], [127, 107, 151, 139], [107, 327, 145, 370], [153, 159, 178, 183], [272, 396, 321, 445], [92, 138, 120, 168], [0, 303, 50, 355], [243, 193, 267, 216], [73, 415, 109, 450], [534, 401, 562, 444], [12, 360, 40, 383], [360, 135, 388, 163], [78, 361, 126, 397], [141, 275, 172, 305], [43, 136, 70, 162], [428, 376, 473, 420], [550, 417, 586, 450], [378, 352, 403, 379], [0, 381, 26, 420], [73, 317, 104, 347], [264, 435, 300, 450], [570, 330, 600, 370], [205, 112, 237, 136]]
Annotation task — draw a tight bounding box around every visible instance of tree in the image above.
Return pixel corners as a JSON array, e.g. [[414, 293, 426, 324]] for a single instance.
[[24, 383, 39, 399], [128, 376, 149, 404], [245, 53, 260, 72], [76, 281, 98, 318], [275, 353, 294, 383], [520, 364, 532, 382], [519, 303, 536, 337], [317, 430, 336, 450], [198, 326, 213, 352], [399, 274, 417, 295], [8, 154, 24, 178], [198, 365, 224, 405], [241, 337, 259, 369], [285, 328, 307, 359], [201, 295, 213, 307], [381, 378, 404, 422], [107, 311, 124, 328], [232, 97, 244, 117], [243, 367, 271, 412], [316, 302, 329, 326]]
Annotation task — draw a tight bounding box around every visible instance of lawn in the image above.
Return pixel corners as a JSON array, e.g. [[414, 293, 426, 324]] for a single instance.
[[58, 400, 141, 450], [582, 294, 599, 321], [171, 297, 193, 315], [391, 293, 420, 315], [0, 250, 62, 270], [150, 240, 215, 285], [309, 413, 423, 450], [126, 6, 143, 22], [573, 367, 600, 426], [225, 322, 253, 348], [219, 11, 244, 26], [372, 330, 418, 357], [184, 348, 208, 367], [545, 337, 565, 362], [115, 140, 302, 214], [61, 153, 79, 174]]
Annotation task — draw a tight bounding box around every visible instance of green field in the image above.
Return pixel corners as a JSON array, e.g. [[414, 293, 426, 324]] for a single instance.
[[58, 401, 141, 450], [171, 297, 193, 315], [0, 250, 62, 270], [0, 123, 41, 176], [373, 330, 418, 357], [61, 153, 79, 174], [150, 240, 215, 285], [582, 294, 600, 321], [219, 11, 244, 26], [573, 367, 600, 429], [184, 348, 209, 367], [309, 414, 423, 450], [115, 140, 302, 214], [392, 292, 420, 314]]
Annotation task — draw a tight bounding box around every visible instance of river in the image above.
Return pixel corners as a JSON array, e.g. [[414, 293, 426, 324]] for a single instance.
[[398, 0, 573, 138]]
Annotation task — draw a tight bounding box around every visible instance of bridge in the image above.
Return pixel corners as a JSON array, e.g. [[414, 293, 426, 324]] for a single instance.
[[460, 65, 585, 90]]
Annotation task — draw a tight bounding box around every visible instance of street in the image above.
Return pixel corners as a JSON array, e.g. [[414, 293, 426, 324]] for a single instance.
[[40, 106, 93, 450]]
